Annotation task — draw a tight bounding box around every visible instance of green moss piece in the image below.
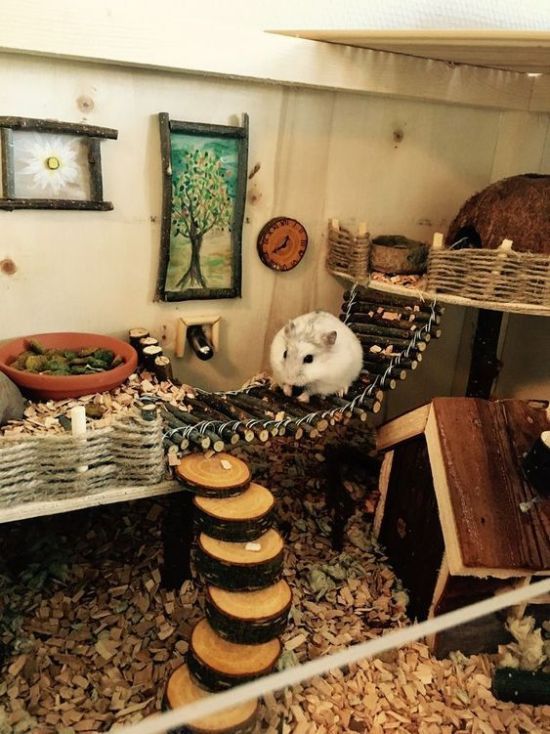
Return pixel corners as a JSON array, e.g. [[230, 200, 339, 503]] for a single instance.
[[93, 349, 115, 365], [25, 355, 48, 372], [27, 339, 46, 355]]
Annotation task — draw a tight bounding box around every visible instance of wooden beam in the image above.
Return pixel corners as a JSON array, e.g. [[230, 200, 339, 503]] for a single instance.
[[0, 0, 537, 112], [373, 450, 393, 538], [0, 481, 181, 524], [376, 403, 430, 451]]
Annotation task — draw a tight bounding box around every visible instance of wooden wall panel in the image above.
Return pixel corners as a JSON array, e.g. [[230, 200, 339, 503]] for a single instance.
[[0, 51, 548, 400]]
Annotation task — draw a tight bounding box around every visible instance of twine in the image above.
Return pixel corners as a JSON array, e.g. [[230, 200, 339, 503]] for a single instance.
[[0, 410, 165, 508]]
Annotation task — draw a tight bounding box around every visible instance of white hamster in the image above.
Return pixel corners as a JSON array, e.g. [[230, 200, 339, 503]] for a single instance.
[[270, 310, 363, 401]]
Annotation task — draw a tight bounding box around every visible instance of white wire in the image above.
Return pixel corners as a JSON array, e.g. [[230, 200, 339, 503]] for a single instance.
[[112, 578, 550, 734]]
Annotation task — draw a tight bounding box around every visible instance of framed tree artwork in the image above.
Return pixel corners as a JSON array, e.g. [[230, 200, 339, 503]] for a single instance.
[[157, 113, 249, 301], [0, 116, 117, 210]]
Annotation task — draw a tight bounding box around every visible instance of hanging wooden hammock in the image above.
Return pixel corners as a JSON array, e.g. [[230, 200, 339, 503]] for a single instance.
[[155, 285, 443, 453]]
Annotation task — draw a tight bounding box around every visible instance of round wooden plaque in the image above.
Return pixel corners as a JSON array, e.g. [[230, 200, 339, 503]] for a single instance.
[[165, 664, 258, 734], [256, 217, 308, 272], [206, 580, 292, 644], [175, 453, 251, 497], [193, 483, 275, 542], [196, 529, 284, 590], [188, 619, 281, 692]]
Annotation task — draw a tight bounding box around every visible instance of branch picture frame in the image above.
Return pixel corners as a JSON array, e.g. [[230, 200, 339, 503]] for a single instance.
[[0, 116, 117, 211], [157, 113, 249, 301]]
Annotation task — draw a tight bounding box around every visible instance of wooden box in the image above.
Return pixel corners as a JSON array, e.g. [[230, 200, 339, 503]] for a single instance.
[[375, 398, 550, 657]]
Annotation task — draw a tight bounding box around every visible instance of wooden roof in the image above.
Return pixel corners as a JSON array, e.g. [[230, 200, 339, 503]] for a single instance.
[[378, 398, 550, 577]]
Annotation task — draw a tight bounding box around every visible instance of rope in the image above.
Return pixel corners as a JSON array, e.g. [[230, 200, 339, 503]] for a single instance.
[[113, 578, 550, 734]]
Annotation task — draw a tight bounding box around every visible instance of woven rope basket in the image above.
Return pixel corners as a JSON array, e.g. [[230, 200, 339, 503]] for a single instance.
[[0, 410, 165, 508], [427, 249, 550, 307], [326, 221, 370, 281]]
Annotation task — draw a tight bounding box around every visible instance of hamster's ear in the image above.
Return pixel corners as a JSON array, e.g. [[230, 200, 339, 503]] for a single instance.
[[284, 320, 296, 338], [322, 330, 338, 346]]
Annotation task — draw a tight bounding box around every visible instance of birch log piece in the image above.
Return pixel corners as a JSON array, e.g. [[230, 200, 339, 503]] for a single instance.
[[205, 579, 292, 644], [128, 327, 149, 350], [193, 483, 275, 542], [196, 530, 284, 590], [188, 619, 281, 692], [165, 664, 258, 734], [142, 344, 164, 371], [153, 354, 174, 382], [175, 453, 251, 497]]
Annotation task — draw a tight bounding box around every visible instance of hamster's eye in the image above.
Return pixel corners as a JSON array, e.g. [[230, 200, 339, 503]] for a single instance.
[[283, 350, 287, 360], [303, 354, 314, 364]]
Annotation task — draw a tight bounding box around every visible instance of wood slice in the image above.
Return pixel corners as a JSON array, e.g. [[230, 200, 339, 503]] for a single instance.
[[206, 580, 292, 644], [165, 664, 258, 733], [188, 619, 281, 692], [196, 530, 284, 590], [176, 453, 251, 497], [194, 483, 275, 542]]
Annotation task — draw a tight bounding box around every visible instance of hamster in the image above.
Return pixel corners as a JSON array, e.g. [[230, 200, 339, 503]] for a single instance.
[[270, 310, 364, 402]]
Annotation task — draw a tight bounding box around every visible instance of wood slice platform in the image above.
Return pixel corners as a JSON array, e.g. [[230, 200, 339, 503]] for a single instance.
[[206, 580, 292, 644], [175, 453, 251, 497], [196, 530, 284, 590], [188, 619, 282, 692], [193, 483, 275, 542], [165, 664, 258, 734]]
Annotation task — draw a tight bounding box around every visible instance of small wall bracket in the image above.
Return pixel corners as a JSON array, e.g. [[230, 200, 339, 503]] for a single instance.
[[175, 315, 221, 358]]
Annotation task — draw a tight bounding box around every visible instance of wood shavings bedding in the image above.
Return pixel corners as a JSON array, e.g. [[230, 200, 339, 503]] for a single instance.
[[0, 432, 548, 732]]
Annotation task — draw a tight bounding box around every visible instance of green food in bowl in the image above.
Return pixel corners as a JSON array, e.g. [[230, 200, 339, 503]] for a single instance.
[[10, 339, 124, 376]]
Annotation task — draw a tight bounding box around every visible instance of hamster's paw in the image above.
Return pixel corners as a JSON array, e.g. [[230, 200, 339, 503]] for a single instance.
[[297, 391, 311, 403], [282, 383, 292, 397]]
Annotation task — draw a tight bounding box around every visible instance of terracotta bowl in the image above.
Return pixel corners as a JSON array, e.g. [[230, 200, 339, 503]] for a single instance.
[[0, 332, 138, 401]]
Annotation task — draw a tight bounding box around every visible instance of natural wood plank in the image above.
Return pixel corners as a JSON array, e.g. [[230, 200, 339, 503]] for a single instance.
[[280, 30, 550, 74], [429, 398, 550, 575], [378, 434, 446, 621], [0, 0, 537, 111], [0, 481, 180, 524], [376, 404, 430, 451], [373, 450, 393, 537]]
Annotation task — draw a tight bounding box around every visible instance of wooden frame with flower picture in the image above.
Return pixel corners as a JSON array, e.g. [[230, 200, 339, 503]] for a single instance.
[[156, 113, 249, 301], [0, 116, 118, 211]]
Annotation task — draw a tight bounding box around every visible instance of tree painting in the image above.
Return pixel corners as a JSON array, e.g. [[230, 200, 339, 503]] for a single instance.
[[158, 115, 248, 301], [171, 145, 233, 289]]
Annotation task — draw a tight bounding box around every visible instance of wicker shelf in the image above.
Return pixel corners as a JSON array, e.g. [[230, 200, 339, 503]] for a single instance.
[[329, 269, 550, 318]]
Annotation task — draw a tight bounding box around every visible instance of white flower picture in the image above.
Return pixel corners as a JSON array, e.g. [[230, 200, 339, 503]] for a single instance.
[[12, 131, 90, 199]]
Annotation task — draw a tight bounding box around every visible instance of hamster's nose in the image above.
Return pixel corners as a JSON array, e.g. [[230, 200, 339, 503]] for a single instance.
[[291, 385, 304, 398]]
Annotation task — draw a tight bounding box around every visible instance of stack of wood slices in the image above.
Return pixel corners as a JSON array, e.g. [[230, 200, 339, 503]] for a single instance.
[[165, 452, 290, 733]]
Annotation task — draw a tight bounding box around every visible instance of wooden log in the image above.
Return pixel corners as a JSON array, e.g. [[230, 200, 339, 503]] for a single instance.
[[358, 371, 397, 391], [363, 361, 408, 380], [205, 580, 292, 645], [251, 386, 328, 430], [357, 333, 428, 352], [197, 393, 268, 442], [142, 344, 164, 370], [175, 453, 251, 497], [188, 619, 281, 692], [128, 327, 149, 350], [163, 411, 217, 452], [196, 529, 284, 590], [181, 399, 242, 444], [492, 667, 550, 705], [361, 350, 418, 370], [343, 306, 441, 326], [193, 483, 275, 542], [351, 321, 431, 342], [230, 392, 285, 422], [343, 287, 443, 314], [154, 354, 174, 382], [165, 664, 258, 734]]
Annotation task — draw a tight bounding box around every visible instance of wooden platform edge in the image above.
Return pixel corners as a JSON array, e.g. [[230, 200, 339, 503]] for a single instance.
[[373, 450, 394, 538], [376, 403, 431, 452], [0, 480, 181, 524]]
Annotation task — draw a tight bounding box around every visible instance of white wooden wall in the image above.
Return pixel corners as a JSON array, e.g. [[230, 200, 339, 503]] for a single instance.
[[0, 51, 548, 409]]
